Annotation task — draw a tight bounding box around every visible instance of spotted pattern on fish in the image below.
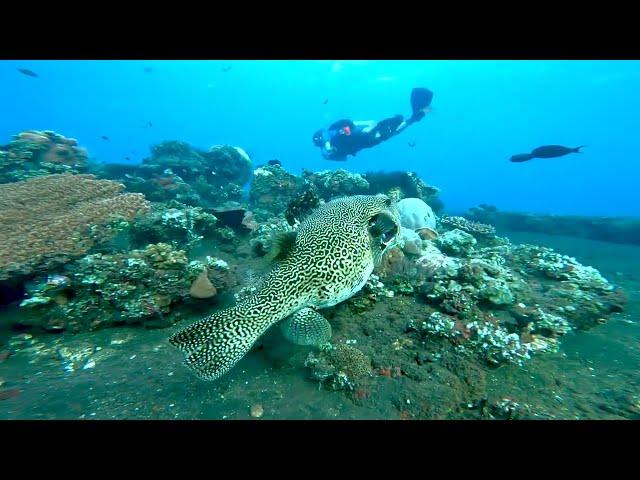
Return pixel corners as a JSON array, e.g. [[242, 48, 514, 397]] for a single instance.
[[169, 194, 400, 381]]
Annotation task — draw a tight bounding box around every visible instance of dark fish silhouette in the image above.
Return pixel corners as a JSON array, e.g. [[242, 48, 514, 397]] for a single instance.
[[268, 159, 282, 166], [18, 68, 38, 78], [510, 145, 585, 163], [510, 153, 534, 163], [125, 156, 131, 161], [222, 65, 232, 72], [144, 67, 153, 73], [323, 98, 329, 105], [101, 136, 110, 141], [532, 145, 585, 158], [0, 388, 21, 400], [408, 141, 416, 148]]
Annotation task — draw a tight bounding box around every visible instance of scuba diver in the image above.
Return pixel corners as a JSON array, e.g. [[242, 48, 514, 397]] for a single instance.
[[312, 87, 433, 161]]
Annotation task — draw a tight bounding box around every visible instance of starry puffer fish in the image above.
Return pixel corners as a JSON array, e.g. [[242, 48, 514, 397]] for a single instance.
[[169, 194, 400, 381]]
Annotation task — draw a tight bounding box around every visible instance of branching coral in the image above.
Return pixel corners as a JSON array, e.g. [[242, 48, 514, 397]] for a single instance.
[[440, 215, 496, 236], [0, 174, 149, 280]]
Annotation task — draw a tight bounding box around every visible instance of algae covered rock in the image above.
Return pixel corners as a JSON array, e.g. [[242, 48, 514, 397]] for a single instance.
[[305, 343, 372, 391], [435, 229, 477, 257], [397, 227, 423, 255]]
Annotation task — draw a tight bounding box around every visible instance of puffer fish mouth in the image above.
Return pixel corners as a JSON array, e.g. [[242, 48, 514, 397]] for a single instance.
[[382, 229, 395, 245], [369, 211, 400, 250]]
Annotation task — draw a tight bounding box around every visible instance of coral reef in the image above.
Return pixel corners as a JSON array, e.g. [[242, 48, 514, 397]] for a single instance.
[[249, 163, 302, 218], [0, 174, 149, 281], [0, 130, 89, 184], [363, 171, 443, 212], [375, 231, 625, 367], [97, 141, 251, 207], [302, 169, 369, 201], [0, 139, 630, 417], [439, 215, 496, 236], [128, 201, 218, 251], [147, 142, 251, 187], [17, 243, 234, 332]]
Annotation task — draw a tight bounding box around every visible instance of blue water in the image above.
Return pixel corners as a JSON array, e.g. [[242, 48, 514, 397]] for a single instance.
[[2, 59, 639, 216]]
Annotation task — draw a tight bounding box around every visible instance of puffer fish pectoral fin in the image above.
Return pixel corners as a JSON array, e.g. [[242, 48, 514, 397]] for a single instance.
[[280, 308, 332, 346], [169, 303, 275, 381], [266, 231, 297, 263]]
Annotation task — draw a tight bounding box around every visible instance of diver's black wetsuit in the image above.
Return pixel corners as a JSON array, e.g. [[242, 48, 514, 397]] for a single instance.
[[313, 87, 432, 161]]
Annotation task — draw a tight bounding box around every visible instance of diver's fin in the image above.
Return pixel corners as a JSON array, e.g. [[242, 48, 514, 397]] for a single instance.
[[169, 303, 274, 381], [266, 231, 297, 262], [410, 87, 434, 118], [280, 308, 332, 346], [369, 213, 397, 238], [573, 145, 586, 153]]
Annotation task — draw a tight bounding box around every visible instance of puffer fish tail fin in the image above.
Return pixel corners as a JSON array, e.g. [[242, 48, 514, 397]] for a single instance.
[[169, 303, 273, 381], [573, 145, 586, 153]]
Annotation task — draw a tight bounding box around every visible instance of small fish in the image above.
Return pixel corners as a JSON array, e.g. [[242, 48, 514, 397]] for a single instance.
[[408, 141, 416, 148], [18, 68, 38, 78], [323, 98, 329, 105], [510, 153, 533, 163], [267, 159, 282, 166], [147, 122, 153, 128], [124, 156, 131, 161], [144, 67, 153, 73], [101, 135, 110, 141], [222, 65, 232, 72], [510, 145, 585, 163]]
